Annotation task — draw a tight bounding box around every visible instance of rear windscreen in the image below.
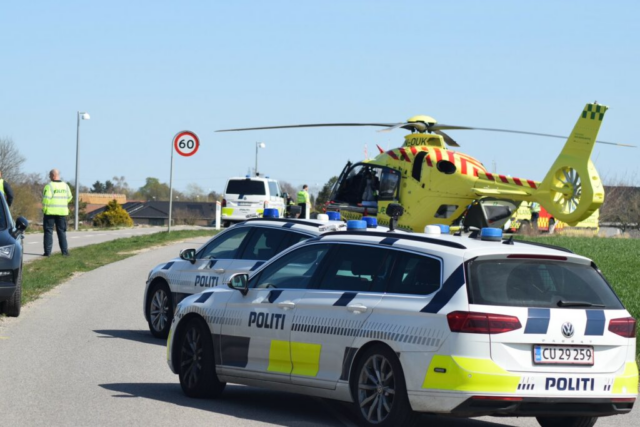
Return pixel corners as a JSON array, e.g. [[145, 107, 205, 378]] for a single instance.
[[226, 180, 266, 196], [468, 259, 623, 309]]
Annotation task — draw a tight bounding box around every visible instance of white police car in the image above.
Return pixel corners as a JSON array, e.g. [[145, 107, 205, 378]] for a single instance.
[[166, 220, 637, 427], [143, 210, 356, 338]]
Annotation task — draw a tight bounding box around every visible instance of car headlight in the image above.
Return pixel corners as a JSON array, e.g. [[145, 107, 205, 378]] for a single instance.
[[0, 245, 15, 259]]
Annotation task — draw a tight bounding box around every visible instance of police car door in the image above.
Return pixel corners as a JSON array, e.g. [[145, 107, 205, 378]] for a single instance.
[[178, 227, 252, 296], [290, 243, 390, 389], [219, 243, 332, 383], [224, 227, 310, 277]]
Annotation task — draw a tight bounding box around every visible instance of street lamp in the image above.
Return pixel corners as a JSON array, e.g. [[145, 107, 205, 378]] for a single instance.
[[255, 142, 266, 176], [74, 111, 90, 231]]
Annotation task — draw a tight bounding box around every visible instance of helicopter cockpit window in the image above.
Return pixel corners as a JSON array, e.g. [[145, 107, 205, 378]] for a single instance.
[[334, 164, 399, 205], [378, 169, 400, 201]]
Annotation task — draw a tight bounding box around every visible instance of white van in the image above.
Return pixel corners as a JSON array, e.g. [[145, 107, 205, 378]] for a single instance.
[[221, 176, 286, 225]]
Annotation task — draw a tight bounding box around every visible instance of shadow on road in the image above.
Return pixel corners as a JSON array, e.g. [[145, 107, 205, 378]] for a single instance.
[[99, 382, 343, 426], [94, 330, 164, 347], [99, 382, 516, 427]]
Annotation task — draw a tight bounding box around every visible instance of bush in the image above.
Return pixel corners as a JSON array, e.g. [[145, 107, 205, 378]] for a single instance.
[[93, 200, 133, 227]]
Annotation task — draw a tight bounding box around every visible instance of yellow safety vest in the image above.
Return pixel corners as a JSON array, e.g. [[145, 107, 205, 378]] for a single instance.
[[0, 179, 4, 195], [530, 202, 541, 213], [43, 181, 73, 216], [297, 190, 309, 204]]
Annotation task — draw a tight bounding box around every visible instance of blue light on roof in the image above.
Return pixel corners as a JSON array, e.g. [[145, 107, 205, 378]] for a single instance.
[[434, 224, 450, 234], [245, 175, 250, 179], [327, 212, 341, 221], [346, 220, 367, 231], [363, 217, 378, 228], [263, 208, 279, 218], [481, 227, 502, 241]]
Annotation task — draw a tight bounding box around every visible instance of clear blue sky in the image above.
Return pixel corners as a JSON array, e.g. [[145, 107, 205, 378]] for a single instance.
[[1, 0, 638, 196]]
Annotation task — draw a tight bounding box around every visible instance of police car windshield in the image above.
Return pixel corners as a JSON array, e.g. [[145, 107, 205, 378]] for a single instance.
[[226, 180, 266, 196], [467, 259, 623, 310]]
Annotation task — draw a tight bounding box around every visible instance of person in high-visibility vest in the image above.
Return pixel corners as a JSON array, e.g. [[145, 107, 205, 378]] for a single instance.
[[530, 202, 541, 232], [0, 170, 15, 207], [42, 169, 73, 257], [297, 184, 310, 220]]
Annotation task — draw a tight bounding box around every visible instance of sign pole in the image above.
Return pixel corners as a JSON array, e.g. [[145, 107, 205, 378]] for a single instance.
[[168, 130, 200, 232], [168, 137, 175, 232]]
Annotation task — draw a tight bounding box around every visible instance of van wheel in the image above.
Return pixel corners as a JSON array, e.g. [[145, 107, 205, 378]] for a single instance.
[[536, 416, 598, 427], [222, 221, 231, 228], [3, 267, 22, 317], [178, 317, 226, 398], [351, 345, 418, 427], [147, 282, 172, 338]]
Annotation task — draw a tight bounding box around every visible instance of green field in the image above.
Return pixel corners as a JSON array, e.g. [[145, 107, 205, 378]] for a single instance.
[[20, 229, 217, 305], [517, 236, 640, 354]]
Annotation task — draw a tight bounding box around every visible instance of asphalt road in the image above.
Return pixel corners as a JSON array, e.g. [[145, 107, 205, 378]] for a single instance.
[[21, 225, 208, 263], [0, 239, 637, 427]]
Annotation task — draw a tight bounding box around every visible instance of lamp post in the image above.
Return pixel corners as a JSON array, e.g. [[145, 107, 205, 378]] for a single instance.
[[255, 142, 266, 176], [74, 111, 90, 231]]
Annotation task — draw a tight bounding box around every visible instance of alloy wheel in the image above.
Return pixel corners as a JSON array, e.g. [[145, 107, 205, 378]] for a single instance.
[[357, 354, 396, 424]]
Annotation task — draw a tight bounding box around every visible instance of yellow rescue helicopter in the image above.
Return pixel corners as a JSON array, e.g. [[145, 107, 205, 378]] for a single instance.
[[218, 103, 633, 232]]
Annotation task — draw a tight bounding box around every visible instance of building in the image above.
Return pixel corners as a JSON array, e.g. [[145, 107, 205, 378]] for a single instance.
[[87, 201, 218, 226]]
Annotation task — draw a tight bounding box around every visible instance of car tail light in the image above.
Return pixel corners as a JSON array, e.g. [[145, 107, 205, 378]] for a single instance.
[[264, 200, 269, 208], [221, 198, 226, 208], [608, 317, 636, 338], [447, 311, 522, 334]]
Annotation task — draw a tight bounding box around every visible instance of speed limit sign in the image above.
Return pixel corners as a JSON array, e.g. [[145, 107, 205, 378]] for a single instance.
[[173, 130, 200, 157]]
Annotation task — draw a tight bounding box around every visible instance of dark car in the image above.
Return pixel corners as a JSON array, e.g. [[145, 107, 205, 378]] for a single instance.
[[0, 194, 28, 317]]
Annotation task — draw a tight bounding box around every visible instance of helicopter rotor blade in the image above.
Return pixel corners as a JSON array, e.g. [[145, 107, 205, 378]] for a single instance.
[[377, 122, 428, 133], [216, 123, 397, 132], [429, 125, 635, 147], [432, 130, 460, 147]]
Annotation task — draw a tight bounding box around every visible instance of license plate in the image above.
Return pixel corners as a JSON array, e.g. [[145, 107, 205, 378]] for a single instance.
[[238, 202, 252, 206], [533, 345, 594, 365]]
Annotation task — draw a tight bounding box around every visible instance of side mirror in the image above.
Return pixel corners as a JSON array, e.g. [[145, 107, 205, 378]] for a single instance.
[[227, 273, 249, 296], [11, 216, 28, 239], [179, 248, 196, 264]]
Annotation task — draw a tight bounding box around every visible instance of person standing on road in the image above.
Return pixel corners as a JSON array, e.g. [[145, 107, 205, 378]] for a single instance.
[[0, 170, 15, 207], [530, 201, 541, 232], [42, 169, 73, 257], [297, 184, 310, 219]]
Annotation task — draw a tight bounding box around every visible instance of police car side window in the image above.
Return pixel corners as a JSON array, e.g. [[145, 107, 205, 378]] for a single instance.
[[252, 244, 331, 290], [317, 244, 391, 292], [197, 228, 250, 260], [386, 252, 441, 295], [239, 228, 289, 261]]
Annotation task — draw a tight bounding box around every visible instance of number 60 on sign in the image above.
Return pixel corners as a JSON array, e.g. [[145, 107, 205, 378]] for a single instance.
[[173, 131, 200, 157]]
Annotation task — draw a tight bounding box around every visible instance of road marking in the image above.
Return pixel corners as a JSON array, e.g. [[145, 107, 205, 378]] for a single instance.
[[0, 337, 9, 340]]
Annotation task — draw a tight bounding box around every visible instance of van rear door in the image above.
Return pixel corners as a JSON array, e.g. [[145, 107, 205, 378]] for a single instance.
[[225, 179, 268, 217]]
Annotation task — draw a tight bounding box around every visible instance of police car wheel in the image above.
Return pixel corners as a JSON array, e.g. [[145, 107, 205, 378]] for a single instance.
[[147, 282, 173, 339], [352, 345, 417, 427], [3, 267, 22, 317], [178, 317, 225, 398], [536, 416, 598, 427]]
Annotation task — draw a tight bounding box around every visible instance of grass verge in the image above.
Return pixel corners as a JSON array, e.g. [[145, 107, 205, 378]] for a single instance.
[[21, 229, 217, 305], [517, 235, 640, 357]]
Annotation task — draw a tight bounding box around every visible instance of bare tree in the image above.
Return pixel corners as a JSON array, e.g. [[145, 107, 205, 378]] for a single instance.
[[0, 137, 26, 180]]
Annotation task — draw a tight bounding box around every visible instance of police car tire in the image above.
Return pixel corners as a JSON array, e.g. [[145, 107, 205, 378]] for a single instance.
[[351, 345, 418, 427], [147, 282, 173, 339], [178, 317, 226, 398], [536, 416, 598, 427], [4, 266, 21, 317]]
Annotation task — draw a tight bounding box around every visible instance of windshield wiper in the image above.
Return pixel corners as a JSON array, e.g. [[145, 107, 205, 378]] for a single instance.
[[557, 300, 605, 308]]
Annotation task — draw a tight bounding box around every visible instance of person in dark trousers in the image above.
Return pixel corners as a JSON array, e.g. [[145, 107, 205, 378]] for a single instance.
[[42, 169, 73, 257], [0, 170, 14, 207]]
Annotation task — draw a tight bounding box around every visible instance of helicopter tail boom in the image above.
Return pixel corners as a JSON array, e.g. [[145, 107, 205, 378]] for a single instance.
[[534, 103, 606, 225]]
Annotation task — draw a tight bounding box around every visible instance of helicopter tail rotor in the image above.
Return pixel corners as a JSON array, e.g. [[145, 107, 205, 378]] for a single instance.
[[534, 103, 606, 225]]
